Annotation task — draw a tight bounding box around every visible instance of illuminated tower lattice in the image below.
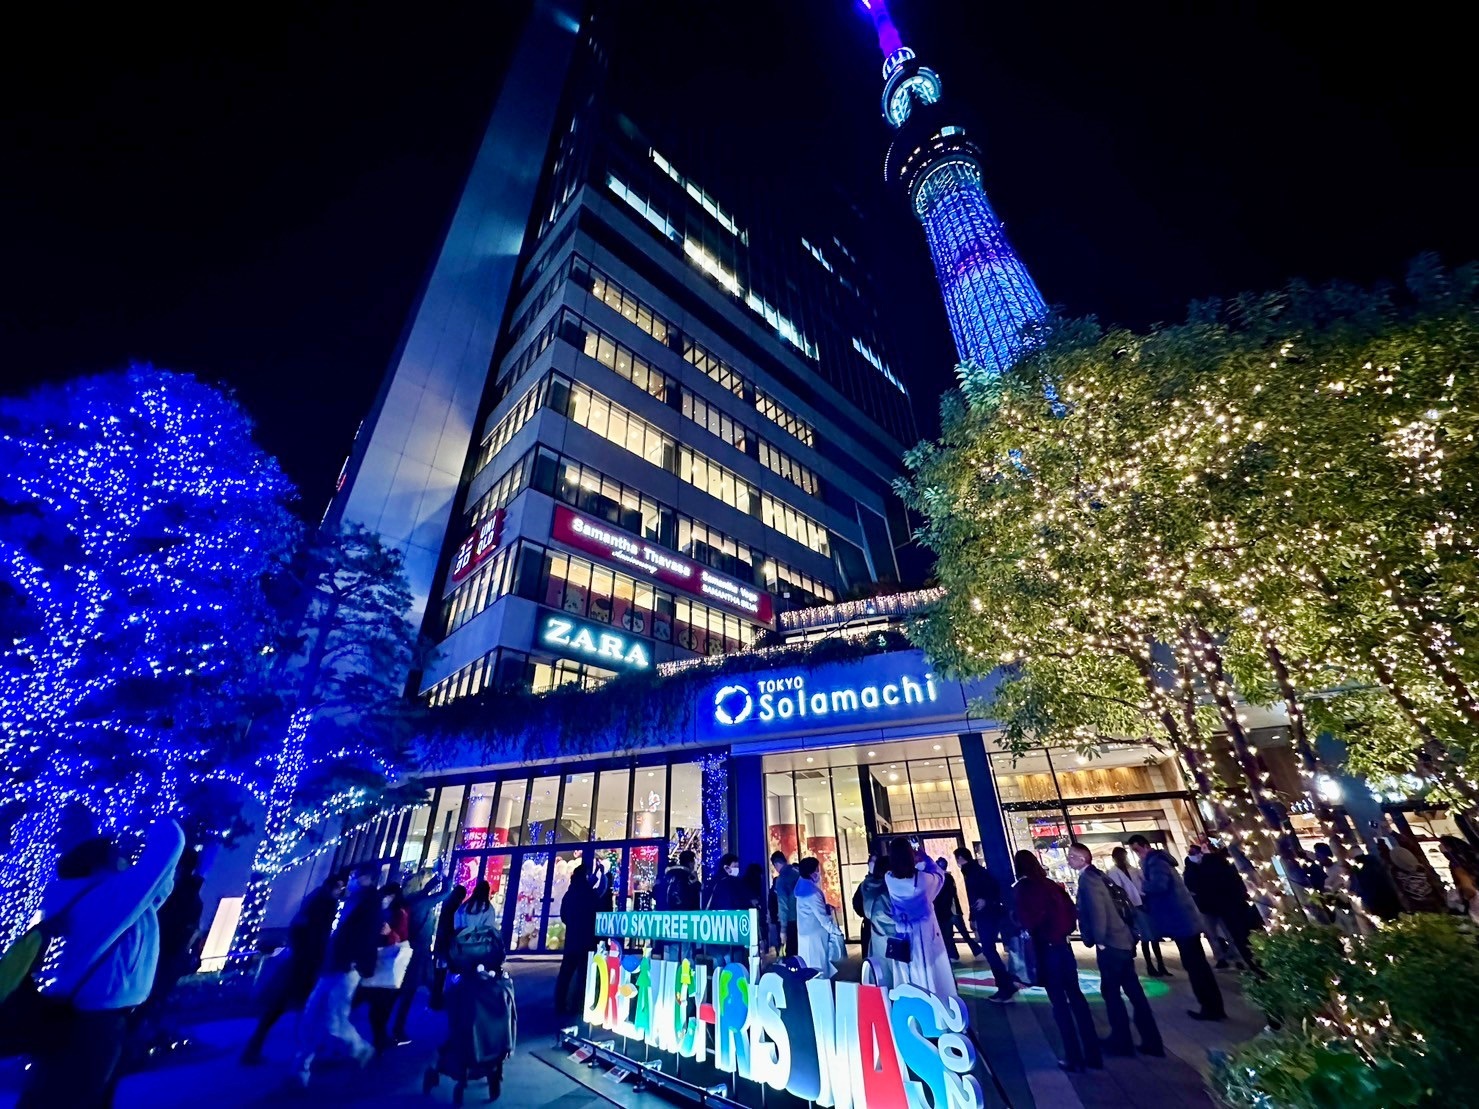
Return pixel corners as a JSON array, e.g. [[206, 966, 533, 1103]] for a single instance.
[[862, 1, 1046, 381]]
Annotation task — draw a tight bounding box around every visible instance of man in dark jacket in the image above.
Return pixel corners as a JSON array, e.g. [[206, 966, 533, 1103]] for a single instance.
[[933, 857, 982, 962], [660, 850, 702, 910], [293, 864, 383, 1085], [555, 864, 603, 1016], [705, 854, 745, 910], [1130, 835, 1225, 1021], [955, 847, 1018, 1002], [1069, 844, 1163, 1057], [771, 852, 801, 958], [241, 870, 346, 1064], [1198, 848, 1262, 973]]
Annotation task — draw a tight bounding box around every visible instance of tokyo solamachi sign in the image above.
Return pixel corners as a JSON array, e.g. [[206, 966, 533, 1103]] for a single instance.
[[552, 505, 773, 623]]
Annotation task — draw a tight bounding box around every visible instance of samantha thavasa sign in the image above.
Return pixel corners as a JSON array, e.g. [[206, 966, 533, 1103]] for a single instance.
[[596, 909, 754, 949]]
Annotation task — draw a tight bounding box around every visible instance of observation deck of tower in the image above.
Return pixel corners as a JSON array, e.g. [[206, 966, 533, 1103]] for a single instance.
[[860, 0, 1046, 382]]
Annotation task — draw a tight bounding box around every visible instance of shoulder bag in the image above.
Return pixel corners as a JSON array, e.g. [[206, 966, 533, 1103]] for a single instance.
[[885, 875, 916, 963]]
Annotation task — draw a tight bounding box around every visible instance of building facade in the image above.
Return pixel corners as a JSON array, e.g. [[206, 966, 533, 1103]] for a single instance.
[[409, 13, 920, 704]]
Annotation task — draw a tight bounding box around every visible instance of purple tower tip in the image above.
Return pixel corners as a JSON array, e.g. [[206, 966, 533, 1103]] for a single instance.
[[858, 0, 903, 57]]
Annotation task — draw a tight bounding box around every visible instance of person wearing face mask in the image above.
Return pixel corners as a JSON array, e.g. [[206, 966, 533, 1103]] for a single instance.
[[705, 854, 745, 910]]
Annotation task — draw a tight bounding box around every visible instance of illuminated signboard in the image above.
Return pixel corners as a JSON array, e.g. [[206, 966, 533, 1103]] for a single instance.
[[595, 909, 756, 950], [583, 918, 983, 1109], [539, 612, 651, 670], [551, 505, 773, 624], [448, 510, 506, 588]]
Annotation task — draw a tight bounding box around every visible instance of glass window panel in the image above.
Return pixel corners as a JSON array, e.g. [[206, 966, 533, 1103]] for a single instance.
[[397, 791, 435, 869], [906, 759, 958, 835], [668, 762, 704, 871], [524, 775, 560, 845], [460, 783, 498, 851], [509, 851, 551, 951], [424, 786, 465, 872], [593, 769, 633, 839], [558, 771, 595, 842], [869, 761, 914, 834], [626, 844, 662, 912], [498, 778, 531, 846], [632, 765, 667, 839], [545, 849, 585, 950]]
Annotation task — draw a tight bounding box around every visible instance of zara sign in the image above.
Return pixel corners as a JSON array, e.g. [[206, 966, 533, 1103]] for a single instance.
[[539, 612, 651, 670]]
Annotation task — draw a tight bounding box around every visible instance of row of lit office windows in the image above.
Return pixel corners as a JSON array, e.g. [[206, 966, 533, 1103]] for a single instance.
[[463, 445, 837, 609], [426, 647, 613, 707]]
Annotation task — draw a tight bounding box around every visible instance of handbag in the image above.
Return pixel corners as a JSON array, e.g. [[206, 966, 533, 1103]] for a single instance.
[[1005, 929, 1037, 986], [885, 935, 912, 963], [361, 941, 412, 989]]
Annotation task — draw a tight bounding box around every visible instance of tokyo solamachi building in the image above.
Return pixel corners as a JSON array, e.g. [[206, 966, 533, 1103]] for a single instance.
[[266, 1, 1330, 954]]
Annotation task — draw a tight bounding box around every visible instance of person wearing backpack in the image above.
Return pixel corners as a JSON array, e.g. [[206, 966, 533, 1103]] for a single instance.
[[1013, 850, 1102, 1073], [20, 818, 185, 1108], [1068, 843, 1164, 1058]]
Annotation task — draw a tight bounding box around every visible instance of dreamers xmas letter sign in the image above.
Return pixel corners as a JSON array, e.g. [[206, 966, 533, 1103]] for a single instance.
[[582, 942, 983, 1109]]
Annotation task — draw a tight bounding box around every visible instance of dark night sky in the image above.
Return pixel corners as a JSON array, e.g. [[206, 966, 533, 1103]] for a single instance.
[[3, 1, 1475, 513]]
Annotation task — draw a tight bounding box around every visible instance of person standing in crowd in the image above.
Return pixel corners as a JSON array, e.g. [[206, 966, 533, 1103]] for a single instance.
[[1130, 835, 1225, 1021], [886, 839, 959, 1004], [429, 883, 467, 1009], [1353, 849, 1404, 921], [705, 853, 745, 910], [1199, 846, 1262, 973], [131, 845, 205, 1055], [953, 847, 1018, 1001], [1068, 843, 1164, 1058], [1439, 835, 1479, 922], [660, 850, 702, 911], [359, 882, 410, 1051], [554, 863, 602, 1016], [1183, 845, 1238, 968], [1014, 850, 1101, 1072], [770, 851, 801, 958], [294, 863, 383, 1086], [390, 870, 442, 1045], [456, 880, 495, 931], [241, 870, 346, 1065], [933, 857, 981, 962], [857, 855, 896, 984], [794, 857, 842, 979], [21, 819, 185, 1108], [1107, 846, 1168, 977]]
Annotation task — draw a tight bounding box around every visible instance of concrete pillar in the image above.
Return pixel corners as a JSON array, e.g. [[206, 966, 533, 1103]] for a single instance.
[[958, 733, 1016, 900]]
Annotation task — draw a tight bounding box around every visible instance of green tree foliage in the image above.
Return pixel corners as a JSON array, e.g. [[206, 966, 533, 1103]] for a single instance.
[[902, 261, 1479, 851]]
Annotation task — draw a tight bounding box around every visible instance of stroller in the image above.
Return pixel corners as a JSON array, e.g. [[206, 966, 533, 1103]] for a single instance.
[[424, 920, 516, 1105]]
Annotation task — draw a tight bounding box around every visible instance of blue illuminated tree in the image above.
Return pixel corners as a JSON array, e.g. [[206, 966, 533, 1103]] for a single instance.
[[231, 523, 422, 959], [0, 367, 299, 942]]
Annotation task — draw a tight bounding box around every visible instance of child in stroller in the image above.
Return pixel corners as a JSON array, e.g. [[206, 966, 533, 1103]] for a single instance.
[[423, 887, 516, 1105]]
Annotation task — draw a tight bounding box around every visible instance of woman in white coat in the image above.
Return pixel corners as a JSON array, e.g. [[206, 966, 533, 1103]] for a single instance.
[[794, 857, 843, 979], [884, 837, 959, 1003]]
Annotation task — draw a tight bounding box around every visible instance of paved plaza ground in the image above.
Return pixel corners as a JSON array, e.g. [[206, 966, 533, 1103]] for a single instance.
[[0, 947, 1263, 1107]]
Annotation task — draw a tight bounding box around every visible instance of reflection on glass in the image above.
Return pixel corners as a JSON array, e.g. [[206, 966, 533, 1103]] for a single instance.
[[906, 759, 958, 834], [497, 779, 529, 846], [593, 845, 623, 907], [545, 850, 584, 950], [510, 852, 550, 951], [669, 763, 703, 869], [460, 784, 497, 851], [593, 770, 632, 839], [424, 785, 465, 872], [765, 773, 802, 863], [398, 792, 434, 869], [831, 766, 867, 868], [871, 761, 915, 831], [627, 844, 661, 911], [632, 766, 667, 839], [558, 773, 594, 842], [524, 776, 560, 845]]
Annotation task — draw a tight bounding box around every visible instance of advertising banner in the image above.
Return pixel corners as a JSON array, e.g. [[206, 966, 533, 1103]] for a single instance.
[[447, 509, 506, 590], [552, 505, 773, 624]]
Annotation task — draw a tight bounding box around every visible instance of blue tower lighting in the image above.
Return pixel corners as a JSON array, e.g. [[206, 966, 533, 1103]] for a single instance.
[[863, 1, 1046, 382]]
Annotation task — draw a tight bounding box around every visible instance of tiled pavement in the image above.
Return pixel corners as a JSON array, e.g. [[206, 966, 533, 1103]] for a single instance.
[[0, 948, 1263, 1108]]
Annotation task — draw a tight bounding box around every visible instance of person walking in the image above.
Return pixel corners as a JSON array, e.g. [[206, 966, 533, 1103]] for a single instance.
[[1353, 850, 1403, 922], [1068, 843, 1164, 1058], [241, 871, 346, 1065], [1107, 846, 1168, 977], [1439, 835, 1479, 922], [294, 863, 383, 1086], [885, 838, 959, 1004], [389, 870, 442, 1045], [933, 857, 981, 962], [953, 847, 1018, 1001], [856, 855, 896, 985], [1013, 850, 1102, 1073], [770, 851, 801, 959], [1129, 835, 1225, 1021], [429, 883, 467, 1008], [795, 858, 843, 979], [20, 819, 185, 1109], [554, 863, 602, 1016]]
